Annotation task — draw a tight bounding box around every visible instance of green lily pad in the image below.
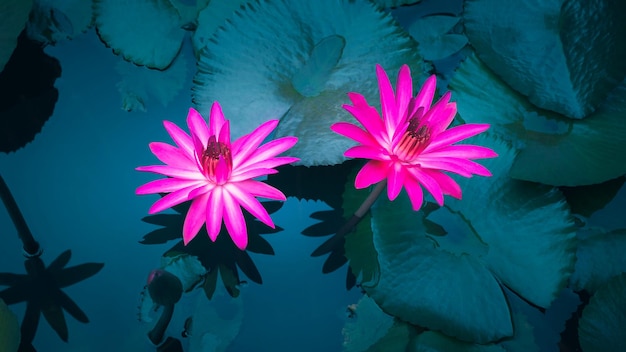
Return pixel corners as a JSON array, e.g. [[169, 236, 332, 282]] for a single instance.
[[94, 0, 187, 69], [0, 299, 19, 352], [449, 53, 626, 186], [464, 0, 626, 119], [570, 228, 626, 294], [443, 133, 577, 308], [578, 273, 626, 352], [192, 0, 246, 56], [408, 15, 467, 61], [366, 133, 576, 343], [192, 0, 428, 166], [0, 0, 33, 72], [342, 295, 414, 352]]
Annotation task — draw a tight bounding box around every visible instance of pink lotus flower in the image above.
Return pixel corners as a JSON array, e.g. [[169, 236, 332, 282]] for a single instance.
[[136, 104, 298, 250], [331, 65, 497, 210]]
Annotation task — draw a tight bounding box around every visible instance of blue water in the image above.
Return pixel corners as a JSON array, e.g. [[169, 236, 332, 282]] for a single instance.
[[0, 29, 361, 351]]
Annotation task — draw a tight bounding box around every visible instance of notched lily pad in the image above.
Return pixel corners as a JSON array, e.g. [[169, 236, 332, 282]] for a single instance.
[[449, 53, 626, 186], [464, 0, 626, 119], [408, 15, 467, 61]]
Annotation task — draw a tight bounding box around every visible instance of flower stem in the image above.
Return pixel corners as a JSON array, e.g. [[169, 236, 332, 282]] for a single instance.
[[337, 179, 387, 237], [0, 174, 42, 257]]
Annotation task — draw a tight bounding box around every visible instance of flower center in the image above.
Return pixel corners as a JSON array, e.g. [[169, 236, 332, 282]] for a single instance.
[[201, 135, 232, 181], [395, 108, 431, 161]]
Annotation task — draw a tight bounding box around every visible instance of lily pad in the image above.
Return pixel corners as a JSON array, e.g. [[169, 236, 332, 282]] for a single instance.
[[408, 15, 467, 61], [374, 0, 422, 7], [0, 299, 19, 352], [0, 0, 33, 72], [192, 0, 428, 166], [192, 0, 248, 57], [578, 273, 626, 352], [464, 0, 626, 119], [26, 0, 94, 45], [570, 228, 626, 294], [342, 295, 413, 352], [94, 0, 187, 69], [115, 46, 189, 112], [366, 133, 576, 343], [449, 53, 626, 186]]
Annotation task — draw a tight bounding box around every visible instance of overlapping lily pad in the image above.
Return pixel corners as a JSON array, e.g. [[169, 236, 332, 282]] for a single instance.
[[26, 0, 94, 44], [192, 0, 428, 166], [464, 0, 626, 119], [192, 0, 248, 56], [0, 0, 33, 72], [578, 273, 626, 352], [407, 15, 467, 61], [449, 53, 626, 186], [365, 133, 576, 343], [94, 0, 201, 69], [570, 228, 626, 294]]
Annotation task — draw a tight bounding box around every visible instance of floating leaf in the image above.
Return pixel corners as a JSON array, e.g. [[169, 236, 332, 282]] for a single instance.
[[115, 47, 188, 112], [94, 0, 187, 69], [26, 0, 94, 44], [561, 176, 626, 218], [374, 0, 422, 7], [161, 253, 206, 292], [342, 295, 414, 352], [570, 228, 626, 294], [193, 0, 428, 166], [192, 0, 248, 56], [0, 0, 33, 72], [578, 273, 626, 352], [464, 0, 626, 119], [408, 15, 467, 61], [0, 299, 19, 352], [449, 53, 626, 186]]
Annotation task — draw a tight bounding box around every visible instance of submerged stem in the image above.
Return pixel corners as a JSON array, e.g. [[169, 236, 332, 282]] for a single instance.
[[337, 180, 387, 237], [0, 174, 41, 257]]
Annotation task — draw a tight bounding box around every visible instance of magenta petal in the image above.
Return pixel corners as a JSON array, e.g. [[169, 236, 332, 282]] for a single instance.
[[232, 119, 279, 165], [183, 193, 209, 245], [427, 101, 457, 137], [330, 122, 379, 147], [236, 136, 298, 170], [136, 165, 204, 180], [221, 190, 248, 250], [407, 167, 444, 205], [386, 163, 406, 201], [344, 145, 389, 161], [225, 183, 274, 228], [354, 160, 389, 189], [425, 170, 462, 199], [394, 65, 413, 125], [163, 121, 194, 155], [423, 145, 498, 160], [403, 176, 424, 210], [413, 75, 437, 113], [149, 142, 195, 168], [414, 158, 473, 178], [238, 180, 286, 200], [234, 157, 299, 177], [218, 119, 231, 146], [187, 108, 210, 149], [205, 187, 224, 242], [343, 96, 387, 144], [148, 185, 196, 213], [230, 168, 277, 182], [136, 178, 202, 195], [426, 124, 490, 151], [214, 155, 231, 184], [376, 65, 398, 132], [209, 102, 227, 137]]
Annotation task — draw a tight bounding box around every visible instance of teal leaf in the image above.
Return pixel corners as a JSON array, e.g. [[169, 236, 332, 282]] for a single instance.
[[342, 295, 414, 352], [570, 228, 626, 294], [192, 0, 428, 166], [373, 0, 422, 7], [412, 332, 506, 352], [408, 15, 468, 61], [368, 195, 513, 343], [0, 299, 19, 352], [449, 53, 626, 186], [0, 0, 33, 72], [464, 0, 626, 119], [94, 0, 186, 69], [578, 273, 626, 352], [444, 133, 577, 308], [561, 176, 626, 218]]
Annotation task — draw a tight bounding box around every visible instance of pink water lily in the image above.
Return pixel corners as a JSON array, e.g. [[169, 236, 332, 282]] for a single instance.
[[136, 104, 298, 250], [331, 64, 497, 210]]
